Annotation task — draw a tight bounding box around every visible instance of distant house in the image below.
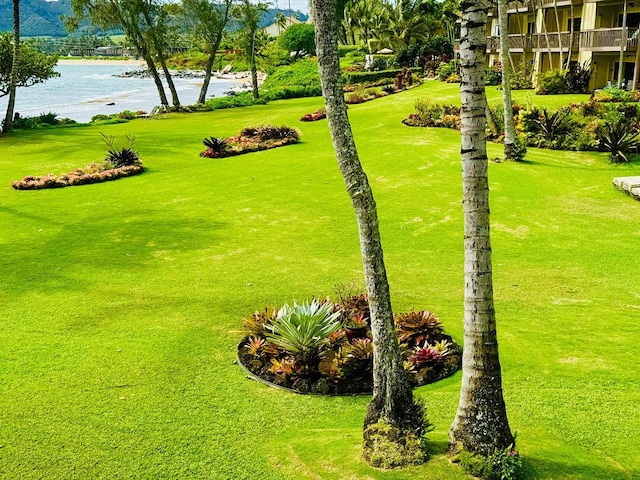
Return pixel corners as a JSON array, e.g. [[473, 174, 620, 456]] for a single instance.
[[264, 16, 303, 37]]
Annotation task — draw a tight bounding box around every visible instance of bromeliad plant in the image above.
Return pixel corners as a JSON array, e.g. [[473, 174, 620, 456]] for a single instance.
[[238, 294, 461, 395], [101, 133, 141, 168]]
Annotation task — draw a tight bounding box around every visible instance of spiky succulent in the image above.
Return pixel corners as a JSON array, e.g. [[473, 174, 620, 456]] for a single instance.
[[202, 136, 228, 153], [265, 299, 341, 353]]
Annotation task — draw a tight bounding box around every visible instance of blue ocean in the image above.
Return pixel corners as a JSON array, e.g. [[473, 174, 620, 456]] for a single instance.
[[0, 62, 241, 123]]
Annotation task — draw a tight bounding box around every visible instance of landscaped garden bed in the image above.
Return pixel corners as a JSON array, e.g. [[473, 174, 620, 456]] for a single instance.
[[200, 125, 300, 158], [11, 134, 145, 190], [238, 294, 461, 395]]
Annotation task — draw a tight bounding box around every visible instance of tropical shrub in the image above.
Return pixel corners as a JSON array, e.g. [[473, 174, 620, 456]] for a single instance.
[[510, 61, 534, 90], [342, 68, 421, 87], [10, 111, 77, 129], [402, 99, 461, 129], [485, 62, 502, 86], [453, 445, 523, 480], [395, 310, 444, 347], [593, 85, 640, 103], [537, 63, 593, 95], [518, 106, 589, 149], [436, 59, 459, 81], [261, 58, 320, 92], [536, 69, 569, 95]]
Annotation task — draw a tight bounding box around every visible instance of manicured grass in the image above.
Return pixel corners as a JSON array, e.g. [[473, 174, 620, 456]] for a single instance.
[[1, 82, 638, 479]]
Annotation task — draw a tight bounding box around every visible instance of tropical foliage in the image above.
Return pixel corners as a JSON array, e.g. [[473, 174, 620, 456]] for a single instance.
[[237, 294, 461, 395], [0, 32, 59, 98]]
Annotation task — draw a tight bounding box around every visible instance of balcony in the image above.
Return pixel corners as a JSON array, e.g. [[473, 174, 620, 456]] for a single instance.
[[485, 28, 639, 53]]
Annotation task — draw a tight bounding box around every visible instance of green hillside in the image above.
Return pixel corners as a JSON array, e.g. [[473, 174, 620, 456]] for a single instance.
[[0, 0, 72, 37]]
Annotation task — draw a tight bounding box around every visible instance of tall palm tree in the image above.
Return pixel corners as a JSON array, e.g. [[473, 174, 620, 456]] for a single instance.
[[3, 0, 20, 133], [383, 0, 437, 48], [183, 0, 233, 104], [449, 0, 515, 456], [312, 0, 424, 465], [234, 0, 268, 99], [498, 0, 518, 160]]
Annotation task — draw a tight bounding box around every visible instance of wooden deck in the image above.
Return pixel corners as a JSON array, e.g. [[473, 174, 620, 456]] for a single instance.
[[612, 176, 640, 200]]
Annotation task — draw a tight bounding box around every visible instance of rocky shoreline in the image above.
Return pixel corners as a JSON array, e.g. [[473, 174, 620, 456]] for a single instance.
[[115, 68, 265, 93]]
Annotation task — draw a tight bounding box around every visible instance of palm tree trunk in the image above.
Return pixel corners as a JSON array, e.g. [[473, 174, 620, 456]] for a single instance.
[[250, 33, 259, 99], [553, 0, 563, 69], [198, 52, 217, 104], [312, 0, 422, 459], [498, 0, 518, 159], [142, 10, 180, 107], [565, 0, 575, 70], [3, 0, 20, 133], [142, 49, 169, 107], [449, 0, 514, 456], [540, 3, 554, 70]]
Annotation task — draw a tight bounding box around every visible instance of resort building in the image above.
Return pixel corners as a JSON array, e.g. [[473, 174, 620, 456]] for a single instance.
[[485, 0, 640, 90]]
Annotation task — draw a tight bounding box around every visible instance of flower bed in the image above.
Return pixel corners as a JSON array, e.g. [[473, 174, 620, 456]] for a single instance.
[[237, 295, 461, 395], [300, 108, 327, 122], [11, 162, 145, 190], [200, 125, 300, 159]]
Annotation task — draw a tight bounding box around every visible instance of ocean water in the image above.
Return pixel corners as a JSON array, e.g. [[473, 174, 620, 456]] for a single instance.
[[0, 63, 242, 123]]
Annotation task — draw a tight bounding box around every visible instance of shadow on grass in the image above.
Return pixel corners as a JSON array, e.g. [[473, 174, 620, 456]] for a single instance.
[[0, 212, 228, 296], [522, 455, 636, 480]]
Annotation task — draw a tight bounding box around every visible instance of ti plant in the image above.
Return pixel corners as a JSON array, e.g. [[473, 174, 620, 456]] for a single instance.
[[100, 132, 140, 167], [596, 120, 640, 163]]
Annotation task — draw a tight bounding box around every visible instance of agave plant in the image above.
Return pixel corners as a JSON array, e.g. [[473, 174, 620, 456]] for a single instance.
[[101, 132, 140, 167], [596, 120, 639, 163], [394, 310, 443, 347], [265, 299, 341, 354]]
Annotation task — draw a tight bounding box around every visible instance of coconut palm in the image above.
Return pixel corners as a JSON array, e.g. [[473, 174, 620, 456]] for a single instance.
[[233, 0, 269, 99], [3, 0, 19, 133], [312, 0, 425, 466], [498, 0, 518, 160], [449, 0, 515, 456]]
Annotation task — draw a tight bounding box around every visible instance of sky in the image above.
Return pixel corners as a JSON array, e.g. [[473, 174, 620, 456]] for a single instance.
[[272, 0, 309, 14]]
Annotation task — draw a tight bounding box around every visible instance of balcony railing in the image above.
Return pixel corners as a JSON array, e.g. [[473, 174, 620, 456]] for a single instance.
[[485, 27, 639, 52]]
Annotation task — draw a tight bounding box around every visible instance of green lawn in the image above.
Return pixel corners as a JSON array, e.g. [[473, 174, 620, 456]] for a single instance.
[[1, 82, 638, 479]]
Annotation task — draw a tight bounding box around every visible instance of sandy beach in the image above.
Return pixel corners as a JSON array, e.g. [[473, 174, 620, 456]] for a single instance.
[[57, 58, 146, 66]]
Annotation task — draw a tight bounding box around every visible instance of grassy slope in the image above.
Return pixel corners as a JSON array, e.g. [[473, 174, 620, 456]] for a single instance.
[[1, 82, 639, 479]]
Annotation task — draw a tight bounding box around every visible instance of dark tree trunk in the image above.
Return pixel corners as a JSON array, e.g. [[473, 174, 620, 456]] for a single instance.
[[449, 0, 515, 457], [142, 10, 180, 107], [198, 53, 217, 104], [3, 0, 20, 133], [250, 33, 259, 99], [311, 0, 421, 448]]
